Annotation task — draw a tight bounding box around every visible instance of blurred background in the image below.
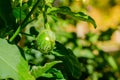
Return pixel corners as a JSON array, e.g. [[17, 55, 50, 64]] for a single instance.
[[52, 0, 120, 80]]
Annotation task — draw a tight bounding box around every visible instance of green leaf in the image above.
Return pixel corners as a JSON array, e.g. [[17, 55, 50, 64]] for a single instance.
[[47, 6, 97, 28], [48, 68, 65, 79], [38, 68, 65, 79], [40, 73, 53, 78], [0, 0, 16, 38], [0, 0, 12, 24], [0, 0, 15, 26], [104, 54, 118, 70], [13, 7, 26, 20], [0, 38, 35, 80], [31, 61, 62, 78], [74, 49, 94, 58], [52, 41, 81, 79]]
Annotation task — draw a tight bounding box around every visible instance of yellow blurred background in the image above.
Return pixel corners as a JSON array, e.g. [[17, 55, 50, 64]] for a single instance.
[[63, 0, 120, 53]]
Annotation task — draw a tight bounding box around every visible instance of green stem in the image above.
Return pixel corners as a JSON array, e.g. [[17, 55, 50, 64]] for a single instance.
[[21, 0, 40, 27], [9, 26, 21, 42], [9, 0, 41, 42], [43, 1, 48, 29]]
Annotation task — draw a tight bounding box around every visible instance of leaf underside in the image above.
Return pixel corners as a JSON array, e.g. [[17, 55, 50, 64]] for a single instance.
[[0, 38, 34, 80]]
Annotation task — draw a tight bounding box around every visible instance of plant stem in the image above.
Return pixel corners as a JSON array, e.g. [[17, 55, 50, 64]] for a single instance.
[[9, 26, 21, 42], [9, 0, 41, 42], [43, 1, 48, 29], [21, 0, 40, 27]]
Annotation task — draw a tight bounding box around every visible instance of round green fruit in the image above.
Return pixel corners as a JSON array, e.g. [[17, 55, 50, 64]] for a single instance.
[[36, 29, 55, 53]]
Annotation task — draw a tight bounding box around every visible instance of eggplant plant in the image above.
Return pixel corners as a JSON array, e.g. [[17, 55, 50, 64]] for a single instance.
[[4, 0, 120, 80]]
